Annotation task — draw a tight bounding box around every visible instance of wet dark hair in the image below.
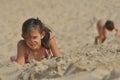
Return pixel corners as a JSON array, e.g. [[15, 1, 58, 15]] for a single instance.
[[104, 20, 114, 31], [22, 18, 51, 49]]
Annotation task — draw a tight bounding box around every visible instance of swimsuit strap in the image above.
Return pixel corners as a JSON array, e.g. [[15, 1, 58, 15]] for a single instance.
[[45, 49, 50, 55], [44, 49, 53, 59]]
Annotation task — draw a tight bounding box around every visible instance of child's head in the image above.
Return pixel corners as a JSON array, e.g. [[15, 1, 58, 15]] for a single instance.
[[22, 18, 51, 49], [22, 18, 44, 35], [104, 20, 114, 31]]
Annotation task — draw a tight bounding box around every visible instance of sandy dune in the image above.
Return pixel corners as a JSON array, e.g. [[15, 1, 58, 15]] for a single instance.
[[0, 0, 120, 80]]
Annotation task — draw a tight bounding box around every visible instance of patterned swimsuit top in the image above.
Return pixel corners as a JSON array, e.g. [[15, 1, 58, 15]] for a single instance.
[[25, 48, 52, 63]]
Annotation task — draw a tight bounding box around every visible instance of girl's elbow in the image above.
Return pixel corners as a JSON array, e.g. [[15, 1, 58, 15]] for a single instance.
[[16, 59, 25, 67]]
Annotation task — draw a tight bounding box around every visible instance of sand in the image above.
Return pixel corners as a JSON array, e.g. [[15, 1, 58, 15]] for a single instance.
[[0, 0, 120, 80]]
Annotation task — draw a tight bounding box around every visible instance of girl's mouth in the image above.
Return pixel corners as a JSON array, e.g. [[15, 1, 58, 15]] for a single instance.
[[26, 42, 39, 49], [31, 44, 36, 47], [30, 44, 39, 49]]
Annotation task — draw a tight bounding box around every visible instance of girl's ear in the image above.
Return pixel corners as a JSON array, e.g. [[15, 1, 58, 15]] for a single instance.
[[41, 31, 45, 39]]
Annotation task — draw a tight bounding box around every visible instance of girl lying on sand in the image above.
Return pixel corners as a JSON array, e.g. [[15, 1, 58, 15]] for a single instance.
[[11, 18, 62, 66]]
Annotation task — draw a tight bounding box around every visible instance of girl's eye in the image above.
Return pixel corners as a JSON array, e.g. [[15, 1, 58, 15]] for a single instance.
[[33, 36, 37, 39]]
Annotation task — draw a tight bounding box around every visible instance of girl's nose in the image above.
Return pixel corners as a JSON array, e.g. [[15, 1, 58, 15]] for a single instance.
[[30, 38, 36, 44], [30, 39, 35, 43]]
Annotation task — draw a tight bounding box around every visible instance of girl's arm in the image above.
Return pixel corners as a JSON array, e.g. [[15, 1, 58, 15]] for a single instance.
[[16, 40, 26, 66], [49, 33, 62, 57]]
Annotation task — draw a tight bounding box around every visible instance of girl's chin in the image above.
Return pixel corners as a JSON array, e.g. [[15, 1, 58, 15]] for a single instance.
[[30, 46, 39, 50]]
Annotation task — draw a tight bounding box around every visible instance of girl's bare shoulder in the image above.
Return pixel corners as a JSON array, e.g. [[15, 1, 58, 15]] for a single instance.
[[17, 40, 29, 55], [17, 40, 28, 49]]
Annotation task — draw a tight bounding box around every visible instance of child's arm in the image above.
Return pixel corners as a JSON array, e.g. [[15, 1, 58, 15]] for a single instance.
[[94, 36, 99, 44], [114, 27, 120, 37], [94, 36, 106, 44], [16, 40, 26, 66], [49, 33, 62, 57]]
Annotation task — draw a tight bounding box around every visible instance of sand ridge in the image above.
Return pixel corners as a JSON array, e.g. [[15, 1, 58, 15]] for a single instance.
[[0, 0, 120, 80]]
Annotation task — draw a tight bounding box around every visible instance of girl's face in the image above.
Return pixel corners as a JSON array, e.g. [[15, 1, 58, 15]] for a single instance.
[[23, 28, 43, 50]]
